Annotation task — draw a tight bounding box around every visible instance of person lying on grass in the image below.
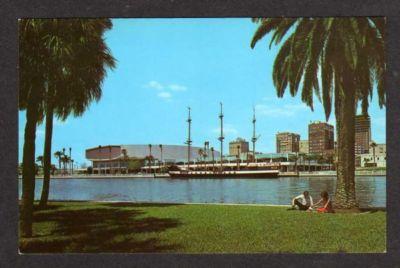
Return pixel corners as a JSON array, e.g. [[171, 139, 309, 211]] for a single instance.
[[312, 191, 334, 213], [290, 191, 313, 211]]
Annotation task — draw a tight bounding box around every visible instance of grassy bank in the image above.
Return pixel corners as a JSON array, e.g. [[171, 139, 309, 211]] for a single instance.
[[19, 202, 386, 253]]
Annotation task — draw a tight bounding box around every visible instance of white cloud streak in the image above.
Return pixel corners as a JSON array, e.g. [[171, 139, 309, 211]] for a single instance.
[[144, 81, 188, 101], [157, 91, 172, 100], [255, 103, 309, 117], [144, 80, 164, 90], [168, 84, 187, 92], [212, 123, 238, 136]]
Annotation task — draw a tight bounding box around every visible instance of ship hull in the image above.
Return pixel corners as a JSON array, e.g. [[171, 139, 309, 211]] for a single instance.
[[169, 170, 279, 178]]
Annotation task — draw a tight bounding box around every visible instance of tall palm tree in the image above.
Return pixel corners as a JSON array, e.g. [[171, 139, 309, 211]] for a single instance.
[[121, 148, 128, 174], [19, 19, 49, 237], [61, 155, 69, 175], [54, 151, 63, 171], [236, 145, 241, 170], [35, 19, 115, 208], [148, 144, 153, 173], [159, 144, 163, 171], [198, 148, 204, 170], [210, 147, 215, 172], [69, 147, 72, 173], [251, 18, 385, 208]]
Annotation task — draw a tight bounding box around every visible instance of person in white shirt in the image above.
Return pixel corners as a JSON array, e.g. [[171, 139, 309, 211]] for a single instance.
[[291, 191, 313, 211]]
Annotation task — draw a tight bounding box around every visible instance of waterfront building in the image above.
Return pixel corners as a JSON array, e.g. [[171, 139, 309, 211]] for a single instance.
[[299, 140, 309, 154], [358, 143, 387, 167], [359, 152, 386, 168], [355, 114, 371, 155], [308, 121, 334, 155], [276, 132, 300, 153], [86, 144, 220, 174], [229, 138, 249, 156], [372, 143, 386, 156]]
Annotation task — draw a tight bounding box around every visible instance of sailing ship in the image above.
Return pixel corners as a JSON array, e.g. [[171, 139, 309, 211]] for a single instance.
[[168, 104, 280, 178]]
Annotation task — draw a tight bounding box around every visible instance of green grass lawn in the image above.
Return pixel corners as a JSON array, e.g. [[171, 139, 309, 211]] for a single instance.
[[19, 202, 386, 253]]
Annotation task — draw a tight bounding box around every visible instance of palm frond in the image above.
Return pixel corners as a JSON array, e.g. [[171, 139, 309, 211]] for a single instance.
[[250, 18, 284, 49]]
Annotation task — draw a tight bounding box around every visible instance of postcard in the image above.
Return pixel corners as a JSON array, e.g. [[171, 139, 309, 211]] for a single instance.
[[18, 18, 386, 253]]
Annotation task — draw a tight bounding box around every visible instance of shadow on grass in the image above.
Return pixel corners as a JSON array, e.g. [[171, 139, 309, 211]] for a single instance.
[[20, 204, 182, 253], [103, 202, 184, 208]]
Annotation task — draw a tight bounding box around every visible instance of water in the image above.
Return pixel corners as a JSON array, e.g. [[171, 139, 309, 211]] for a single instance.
[[18, 176, 386, 208]]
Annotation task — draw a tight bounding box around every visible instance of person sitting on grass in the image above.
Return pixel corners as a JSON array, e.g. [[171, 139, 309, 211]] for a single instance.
[[312, 191, 334, 213], [290, 191, 313, 211]]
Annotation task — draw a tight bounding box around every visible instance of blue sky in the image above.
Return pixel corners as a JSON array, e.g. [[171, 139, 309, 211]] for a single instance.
[[18, 18, 386, 167]]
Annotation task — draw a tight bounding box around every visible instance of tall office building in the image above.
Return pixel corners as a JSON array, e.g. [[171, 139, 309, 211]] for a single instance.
[[308, 121, 334, 154], [229, 138, 249, 156], [355, 114, 371, 155], [299, 140, 309, 154], [276, 132, 300, 153]]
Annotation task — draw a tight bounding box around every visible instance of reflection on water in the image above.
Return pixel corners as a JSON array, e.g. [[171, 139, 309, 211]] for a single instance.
[[18, 176, 386, 208]]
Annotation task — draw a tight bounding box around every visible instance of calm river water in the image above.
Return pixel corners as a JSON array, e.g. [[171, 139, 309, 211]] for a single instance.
[[18, 176, 386, 208]]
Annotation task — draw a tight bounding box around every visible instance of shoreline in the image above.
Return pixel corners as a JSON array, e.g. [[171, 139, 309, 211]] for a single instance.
[[18, 171, 386, 179], [26, 200, 386, 211]]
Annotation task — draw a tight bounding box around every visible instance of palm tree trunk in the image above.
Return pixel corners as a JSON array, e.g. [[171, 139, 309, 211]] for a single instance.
[[334, 80, 357, 208], [39, 100, 54, 208], [21, 97, 40, 237]]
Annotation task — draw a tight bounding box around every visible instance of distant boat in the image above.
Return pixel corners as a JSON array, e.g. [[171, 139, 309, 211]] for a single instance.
[[168, 162, 279, 178], [170, 103, 280, 178], [169, 169, 279, 178]]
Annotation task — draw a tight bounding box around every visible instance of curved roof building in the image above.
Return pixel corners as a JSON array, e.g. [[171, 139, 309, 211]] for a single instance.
[[86, 144, 221, 164]]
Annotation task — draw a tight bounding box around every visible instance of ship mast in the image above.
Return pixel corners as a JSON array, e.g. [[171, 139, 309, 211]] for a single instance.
[[251, 106, 259, 163], [185, 107, 192, 172], [218, 102, 224, 172]]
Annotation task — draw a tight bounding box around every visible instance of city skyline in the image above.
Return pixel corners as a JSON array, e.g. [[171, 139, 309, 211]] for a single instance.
[[18, 18, 386, 166]]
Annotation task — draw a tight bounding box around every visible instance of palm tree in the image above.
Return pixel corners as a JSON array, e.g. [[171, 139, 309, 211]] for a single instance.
[[290, 154, 299, 172], [251, 18, 385, 208], [145, 155, 154, 174], [304, 154, 313, 172], [34, 19, 115, 208], [19, 19, 48, 237], [363, 157, 370, 167], [210, 147, 215, 173], [370, 141, 377, 165], [121, 149, 128, 174], [69, 147, 72, 173], [236, 145, 241, 170], [148, 144, 153, 173], [198, 148, 204, 171], [71, 159, 74, 174], [326, 154, 334, 170], [159, 144, 163, 171], [54, 151, 63, 171], [61, 155, 69, 175], [36, 155, 44, 167]]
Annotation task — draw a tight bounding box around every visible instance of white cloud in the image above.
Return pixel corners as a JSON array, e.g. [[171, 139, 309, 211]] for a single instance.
[[168, 84, 187, 92], [157, 91, 172, 100], [144, 81, 188, 92], [37, 129, 45, 136], [144, 81, 188, 101], [255, 103, 309, 117], [144, 80, 164, 90], [212, 123, 238, 136]]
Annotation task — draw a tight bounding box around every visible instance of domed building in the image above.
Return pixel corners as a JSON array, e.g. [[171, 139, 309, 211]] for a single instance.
[[86, 144, 220, 174]]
